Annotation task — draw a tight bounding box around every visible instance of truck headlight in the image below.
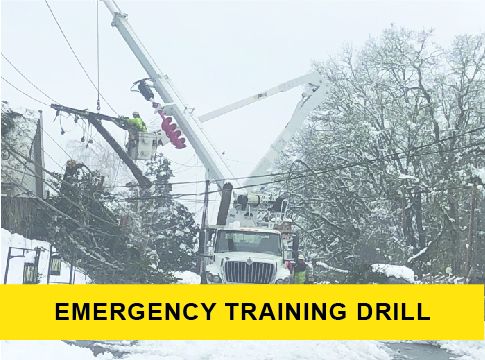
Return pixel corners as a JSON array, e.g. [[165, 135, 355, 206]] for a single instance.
[[206, 272, 213, 282], [276, 277, 290, 284], [283, 277, 290, 284], [206, 272, 221, 283]]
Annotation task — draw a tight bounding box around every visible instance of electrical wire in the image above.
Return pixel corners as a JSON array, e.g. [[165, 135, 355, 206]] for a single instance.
[[0, 86, 68, 171], [2, 53, 59, 104], [42, 124, 73, 161], [1, 170, 122, 244], [123, 138, 485, 201], [111, 0, 238, 183], [44, 0, 118, 115], [4, 145, 195, 240], [107, 124, 485, 190], [3, 145, 121, 228], [1, 76, 49, 106]]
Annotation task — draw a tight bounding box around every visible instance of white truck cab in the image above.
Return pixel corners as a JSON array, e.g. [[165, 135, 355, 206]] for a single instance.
[[205, 227, 292, 284]]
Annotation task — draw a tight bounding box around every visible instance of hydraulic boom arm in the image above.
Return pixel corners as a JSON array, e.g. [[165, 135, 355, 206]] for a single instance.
[[243, 77, 332, 190], [199, 72, 323, 122], [199, 71, 332, 192], [101, 0, 244, 192]]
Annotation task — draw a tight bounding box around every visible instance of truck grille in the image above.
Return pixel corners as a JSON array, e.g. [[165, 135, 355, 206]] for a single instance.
[[224, 261, 275, 284]]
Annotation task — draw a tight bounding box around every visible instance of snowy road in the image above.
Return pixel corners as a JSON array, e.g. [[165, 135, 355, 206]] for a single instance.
[[1, 339, 471, 360], [67, 340, 464, 360], [2, 231, 484, 360], [3, 338, 485, 360], [384, 342, 454, 360], [85, 340, 456, 360]]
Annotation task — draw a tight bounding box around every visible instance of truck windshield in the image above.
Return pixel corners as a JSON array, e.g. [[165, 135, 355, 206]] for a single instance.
[[215, 230, 282, 256]]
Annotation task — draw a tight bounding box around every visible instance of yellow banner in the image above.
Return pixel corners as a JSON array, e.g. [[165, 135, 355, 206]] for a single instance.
[[0, 284, 483, 340]]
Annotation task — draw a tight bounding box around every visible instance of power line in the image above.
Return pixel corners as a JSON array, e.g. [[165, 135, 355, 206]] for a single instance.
[[0, 74, 79, 164], [3, 144, 120, 228], [9, 126, 480, 205], [44, 0, 118, 115], [1, 76, 49, 106], [6, 125, 480, 220], [1, 170, 121, 244], [2, 97, 70, 171], [2, 53, 59, 104], [4, 143, 197, 240], [0, 60, 76, 160], [114, 1, 239, 183], [108, 124, 485, 190], [42, 126, 73, 160], [123, 139, 485, 201]]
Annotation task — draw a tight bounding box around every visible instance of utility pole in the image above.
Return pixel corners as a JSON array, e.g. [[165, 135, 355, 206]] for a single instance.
[[51, 104, 151, 188], [198, 179, 210, 283], [201, 180, 210, 229]]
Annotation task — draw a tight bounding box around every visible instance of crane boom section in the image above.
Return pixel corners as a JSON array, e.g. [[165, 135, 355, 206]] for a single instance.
[[199, 72, 322, 123], [243, 78, 332, 190], [101, 0, 243, 192]]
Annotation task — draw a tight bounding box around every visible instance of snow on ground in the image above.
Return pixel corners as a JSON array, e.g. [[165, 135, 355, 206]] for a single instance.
[[3, 337, 485, 360], [1, 228, 90, 284], [437, 339, 485, 360], [2, 230, 483, 360], [1, 228, 199, 285], [1, 341, 99, 360], [174, 270, 201, 284], [1, 340, 393, 360], [386, 322, 485, 360], [371, 264, 415, 283], [119, 340, 392, 360]]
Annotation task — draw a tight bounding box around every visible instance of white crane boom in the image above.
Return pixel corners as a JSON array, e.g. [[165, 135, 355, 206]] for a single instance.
[[199, 72, 322, 123], [199, 69, 332, 192], [243, 77, 332, 191], [101, 0, 244, 193]]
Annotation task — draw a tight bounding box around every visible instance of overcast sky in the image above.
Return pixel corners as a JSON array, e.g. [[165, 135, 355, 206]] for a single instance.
[[2, 0, 485, 222]]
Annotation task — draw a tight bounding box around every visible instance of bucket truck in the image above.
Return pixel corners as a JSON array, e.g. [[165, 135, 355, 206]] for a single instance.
[[201, 73, 332, 284], [101, 0, 332, 283]]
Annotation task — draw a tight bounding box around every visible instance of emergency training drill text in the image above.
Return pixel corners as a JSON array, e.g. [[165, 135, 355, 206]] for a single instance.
[[56, 302, 431, 321]]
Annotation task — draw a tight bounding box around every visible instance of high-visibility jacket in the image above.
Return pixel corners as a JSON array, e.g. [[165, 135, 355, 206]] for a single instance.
[[126, 117, 147, 133], [292, 262, 306, 284]]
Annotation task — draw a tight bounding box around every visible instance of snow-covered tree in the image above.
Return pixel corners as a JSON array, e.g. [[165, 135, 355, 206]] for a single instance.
[[138, 155, 199, 272], [274, 26, 485, 279], [45, 164, 174, 284]]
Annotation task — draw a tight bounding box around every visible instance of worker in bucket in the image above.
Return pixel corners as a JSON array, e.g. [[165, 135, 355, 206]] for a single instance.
[[126, 111, 147, 133], [292, 254, 307, 284], [125, 111, 147, 153]]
